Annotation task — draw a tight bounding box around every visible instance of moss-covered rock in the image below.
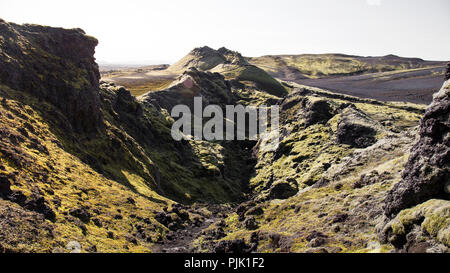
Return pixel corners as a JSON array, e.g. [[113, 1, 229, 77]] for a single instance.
[[0, 20, 102, 133], [336, 105, 379, 148], [381, 199, 449, 252]]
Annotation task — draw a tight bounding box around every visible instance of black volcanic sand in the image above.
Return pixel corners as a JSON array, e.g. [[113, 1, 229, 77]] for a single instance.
[[295, 66, 446, 105]]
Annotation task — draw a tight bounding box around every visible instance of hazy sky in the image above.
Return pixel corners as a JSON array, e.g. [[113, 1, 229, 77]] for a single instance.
[[1, 0, 449, 64]]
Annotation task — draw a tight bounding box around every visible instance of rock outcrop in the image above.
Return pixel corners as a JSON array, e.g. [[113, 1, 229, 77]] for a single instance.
[[303, 99, 336, 127], [381, 199, 449, 252], [446, 63, 450, 81], [384, 79, 450, 218], [336, 105, 379, 148], [139, 68, 234, 112], [0, 19, 102, 133], [166, 46, 287, 97]]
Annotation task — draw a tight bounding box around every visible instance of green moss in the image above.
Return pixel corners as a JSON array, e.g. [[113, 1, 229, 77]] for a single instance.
[[389, 199, 450, 246], [0, 92, 169, 252], [249, 54, 442, 79], [222, 65, 287, 97]]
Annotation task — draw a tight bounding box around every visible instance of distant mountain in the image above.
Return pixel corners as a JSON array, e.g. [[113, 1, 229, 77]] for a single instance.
[[168, 46, 248, 73], [101, 46, 288, 97], [98, 63, 169, 72], [248, 53, 447, 80]]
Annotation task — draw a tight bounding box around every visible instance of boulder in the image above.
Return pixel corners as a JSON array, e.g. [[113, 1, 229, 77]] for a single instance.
[[268, 181, 298, 200], [213, 239, 252, 253], [336, 105, 378, 148], [69, 207, 91, 223], [244, 216, 259, 230], [303, 99, 335, 126]]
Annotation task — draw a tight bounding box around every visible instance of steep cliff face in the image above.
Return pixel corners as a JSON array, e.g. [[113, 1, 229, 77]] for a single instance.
[[0, 19, 101, 133], [380, 71, 450, 252], [384, 79, 450, 218], [446, 63, 450, 81], [0, 20, 252, 252]]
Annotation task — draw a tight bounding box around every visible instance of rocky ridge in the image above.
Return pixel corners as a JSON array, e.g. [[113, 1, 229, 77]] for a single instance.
[[0, 19, 448, 253], [166, 46, 287, 97], [0, 19, 101, 133]]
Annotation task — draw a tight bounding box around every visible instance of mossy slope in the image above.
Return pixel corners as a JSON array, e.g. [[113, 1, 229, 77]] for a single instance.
[[193, 83, 445, 253], [249, 53, 447, 80]]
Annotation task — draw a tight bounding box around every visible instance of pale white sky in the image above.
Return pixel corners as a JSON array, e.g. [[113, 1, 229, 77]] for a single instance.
[[1, 0, 449, 64]]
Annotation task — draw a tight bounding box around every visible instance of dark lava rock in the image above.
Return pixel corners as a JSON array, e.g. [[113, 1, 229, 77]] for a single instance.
[[69, 207, 91, 223], [353, 171, 380, 189], [401, 228, 434, 253], [382, 223, 446, 253], [167, 222, 182, 231], [244, 216, 259, 230], [304, 99, 335, 126], [214, 239, 252, 254], [331, 213, 348, 224], [171, 204, 190, 221], [86, 245, 97, 253], [336, 105, 378, 148], [202, 227, 226, 240], [23, 195, 56, 221], [268, 182, 298, 200], [245, 206, 264, 216], [155, 212, 171, 226], [251, 231, 260, 244], [0, 20, 102, 133], [384, 81, 450, 218], [308, 237, 327, 247], [192, 216, 204, 227], [236, 201, 256, 221], [216, 219, 226, 228], [126, 235, 138, 245], [114, 87, 143, 116], [92, 218, 102, 227], [0, 204, 55, 252], [155, 209, 187, 231], [0, 174, 12, 198], [445, 63, 450, 81], [0, 128, 25, 146], [134, 223, 156, 242], [306, 231, 328, 242]]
